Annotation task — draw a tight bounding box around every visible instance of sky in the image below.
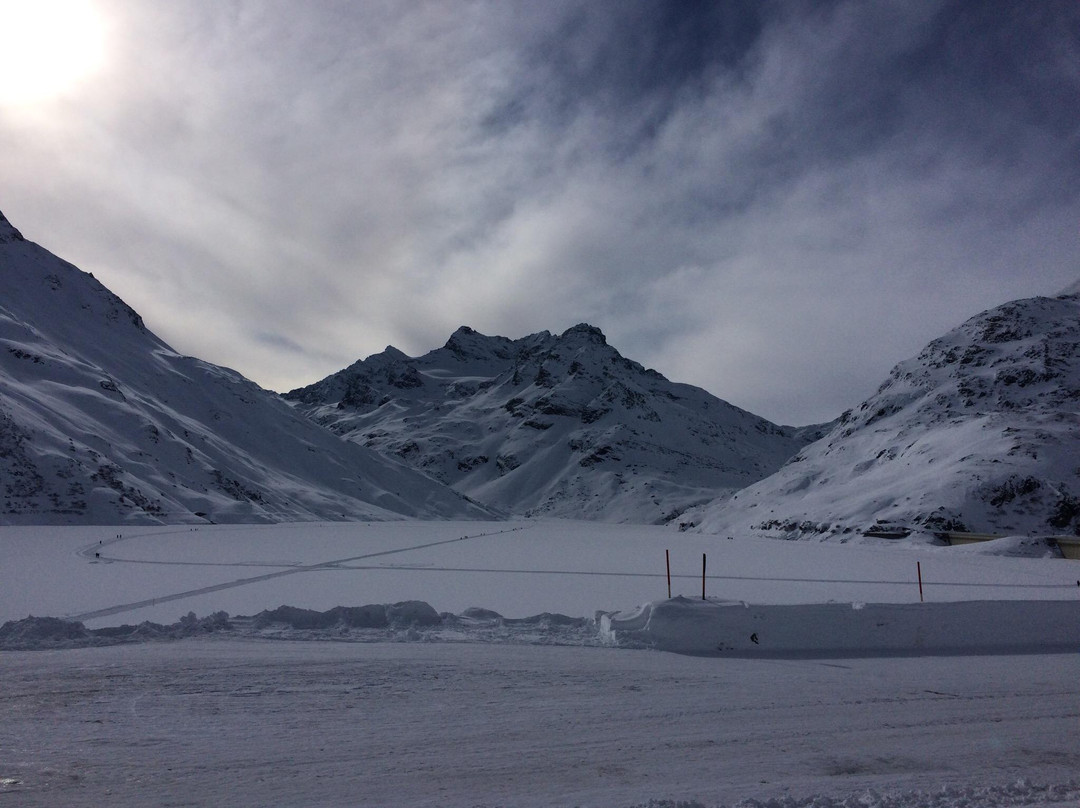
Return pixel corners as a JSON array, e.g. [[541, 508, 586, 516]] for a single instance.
[[1, 0, 1078, 426]]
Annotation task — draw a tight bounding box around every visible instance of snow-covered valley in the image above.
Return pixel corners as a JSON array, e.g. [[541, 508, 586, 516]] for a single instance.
[[4, 211, 1080, 806], [5, 206, 1080, 541]]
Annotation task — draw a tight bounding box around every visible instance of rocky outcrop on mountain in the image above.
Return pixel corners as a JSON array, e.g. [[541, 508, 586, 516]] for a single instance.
[[286, 324, 816, 522], [691, 288, 1080, 540], [0, 208, 25, 243], [0, 210, 490, 524]]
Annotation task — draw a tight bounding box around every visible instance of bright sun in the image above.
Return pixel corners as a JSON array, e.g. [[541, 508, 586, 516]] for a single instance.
[[0, 0, 106, 108]]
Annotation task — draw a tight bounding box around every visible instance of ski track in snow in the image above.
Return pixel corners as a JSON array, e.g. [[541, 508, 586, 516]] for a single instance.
[[68, 525, 531, 621], [61, 523, 1080, 626]]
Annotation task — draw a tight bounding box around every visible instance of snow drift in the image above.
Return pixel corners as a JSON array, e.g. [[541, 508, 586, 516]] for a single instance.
[[601, 596, 1080, 656], [0, 602, 595, 650], [6, 596, 1078, 657]]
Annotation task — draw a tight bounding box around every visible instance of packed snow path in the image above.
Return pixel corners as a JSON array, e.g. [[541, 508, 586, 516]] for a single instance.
[[2, 640, 1078, 807]]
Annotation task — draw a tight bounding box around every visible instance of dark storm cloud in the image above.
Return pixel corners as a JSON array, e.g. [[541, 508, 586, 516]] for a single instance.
[[498, 1, 767, 148], [1, 0, 1078, 424], [458, 0, 1080, 422]]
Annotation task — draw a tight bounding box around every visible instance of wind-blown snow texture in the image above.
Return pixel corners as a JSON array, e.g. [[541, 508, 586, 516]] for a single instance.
[[287, 324, 823, 522], [0, 209, 489, 525], [694, 289, 1080, 540]]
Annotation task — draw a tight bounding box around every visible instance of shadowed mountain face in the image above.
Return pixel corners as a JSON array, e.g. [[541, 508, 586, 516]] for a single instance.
[[0, 210, 490, 525], [693, 288, 1080, 540], [286, 324, 819, 523]]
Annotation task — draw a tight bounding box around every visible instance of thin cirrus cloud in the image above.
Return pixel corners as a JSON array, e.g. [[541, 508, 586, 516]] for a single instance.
[[1, 0, 1077, 425]]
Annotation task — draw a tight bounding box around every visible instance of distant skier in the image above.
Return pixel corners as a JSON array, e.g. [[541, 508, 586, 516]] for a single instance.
[[750, 633, 759, 645]]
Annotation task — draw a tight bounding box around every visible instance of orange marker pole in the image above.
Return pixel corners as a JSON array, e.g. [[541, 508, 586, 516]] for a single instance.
[[702, 553, 707, 600], [917, 561, 924, 603]]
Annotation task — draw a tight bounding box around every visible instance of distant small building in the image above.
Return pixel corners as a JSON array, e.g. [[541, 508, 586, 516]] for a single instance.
[[1054, 536, 1080, 560], [862, 525, 911, 539], [936, 531, 1003, 546]]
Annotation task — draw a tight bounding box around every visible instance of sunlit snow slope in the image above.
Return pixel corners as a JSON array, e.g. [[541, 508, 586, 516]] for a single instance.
[[694, 288, 1080, 539], [0, 209, 489, 525], [287, 324, 822, 522]]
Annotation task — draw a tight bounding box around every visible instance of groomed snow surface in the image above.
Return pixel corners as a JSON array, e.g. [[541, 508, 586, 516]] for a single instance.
[[3, 520, 1080, 807]]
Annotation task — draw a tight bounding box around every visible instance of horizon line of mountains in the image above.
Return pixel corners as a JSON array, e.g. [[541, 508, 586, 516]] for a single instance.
[[2, 207, 1078, 539]]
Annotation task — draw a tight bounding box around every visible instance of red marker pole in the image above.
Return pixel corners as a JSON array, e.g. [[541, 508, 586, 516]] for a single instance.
[[917, 561, 924, 603], [666, 549, 671, 599], [702, 553, 707, 600]]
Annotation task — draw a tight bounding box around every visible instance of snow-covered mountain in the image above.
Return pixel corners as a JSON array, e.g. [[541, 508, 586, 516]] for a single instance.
[[692, 288, 1080, 539], [286, 324, 819, 523], [0, 209, 489, 524]]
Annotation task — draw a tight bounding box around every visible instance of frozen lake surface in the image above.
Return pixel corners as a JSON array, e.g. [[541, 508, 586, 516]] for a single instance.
[[3, 520, 1078, 627]]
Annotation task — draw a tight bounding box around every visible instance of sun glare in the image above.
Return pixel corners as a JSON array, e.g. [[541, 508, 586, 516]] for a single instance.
[[0, 0, 106, 108]]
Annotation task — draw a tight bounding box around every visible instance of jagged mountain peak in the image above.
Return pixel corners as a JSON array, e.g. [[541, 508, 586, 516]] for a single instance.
[[1, 220, 149, 354], [439, 323, 609, 364], [287, 325, 813, 523], [821, 294, 1080, 447], [442, 325, 521, 361], [558, 323, 607, 345], [692, 291, 1080, 540], [0, 208, 25, 244], [0, 222, 489, 524]]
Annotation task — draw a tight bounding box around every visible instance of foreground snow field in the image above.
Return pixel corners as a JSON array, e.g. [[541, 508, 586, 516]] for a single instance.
[[2, 641, 1079, 807], [3, 520, 1080, 806]]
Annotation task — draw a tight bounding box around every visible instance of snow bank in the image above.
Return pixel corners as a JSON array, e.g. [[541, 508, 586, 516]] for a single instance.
[[628, 778, 1080, 807], [0, 611, 230, 650], [600, 596, 1080, 656], [7, 596, 1080, 656], [0, 602, 596, 650], [243, 602, 596, 645], [0, 615, 91, 647]]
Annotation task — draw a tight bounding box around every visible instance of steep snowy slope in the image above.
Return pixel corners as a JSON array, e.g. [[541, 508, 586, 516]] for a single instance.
[[286, 325, 817, 522], [0, 209, 488, 524], [692, 288, 1080, 539]]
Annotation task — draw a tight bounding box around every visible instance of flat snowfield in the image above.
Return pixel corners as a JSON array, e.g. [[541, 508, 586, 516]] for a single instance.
[[1, 641, 1078, 807], [4, 520, 1079, 625], [3, 520, 1080, 806]]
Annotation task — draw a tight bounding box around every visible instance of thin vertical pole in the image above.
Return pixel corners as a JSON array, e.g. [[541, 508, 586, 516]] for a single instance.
[[702, 553, 707, 600], [665, 549, 671, 599], [917, 561, 924, 603]]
